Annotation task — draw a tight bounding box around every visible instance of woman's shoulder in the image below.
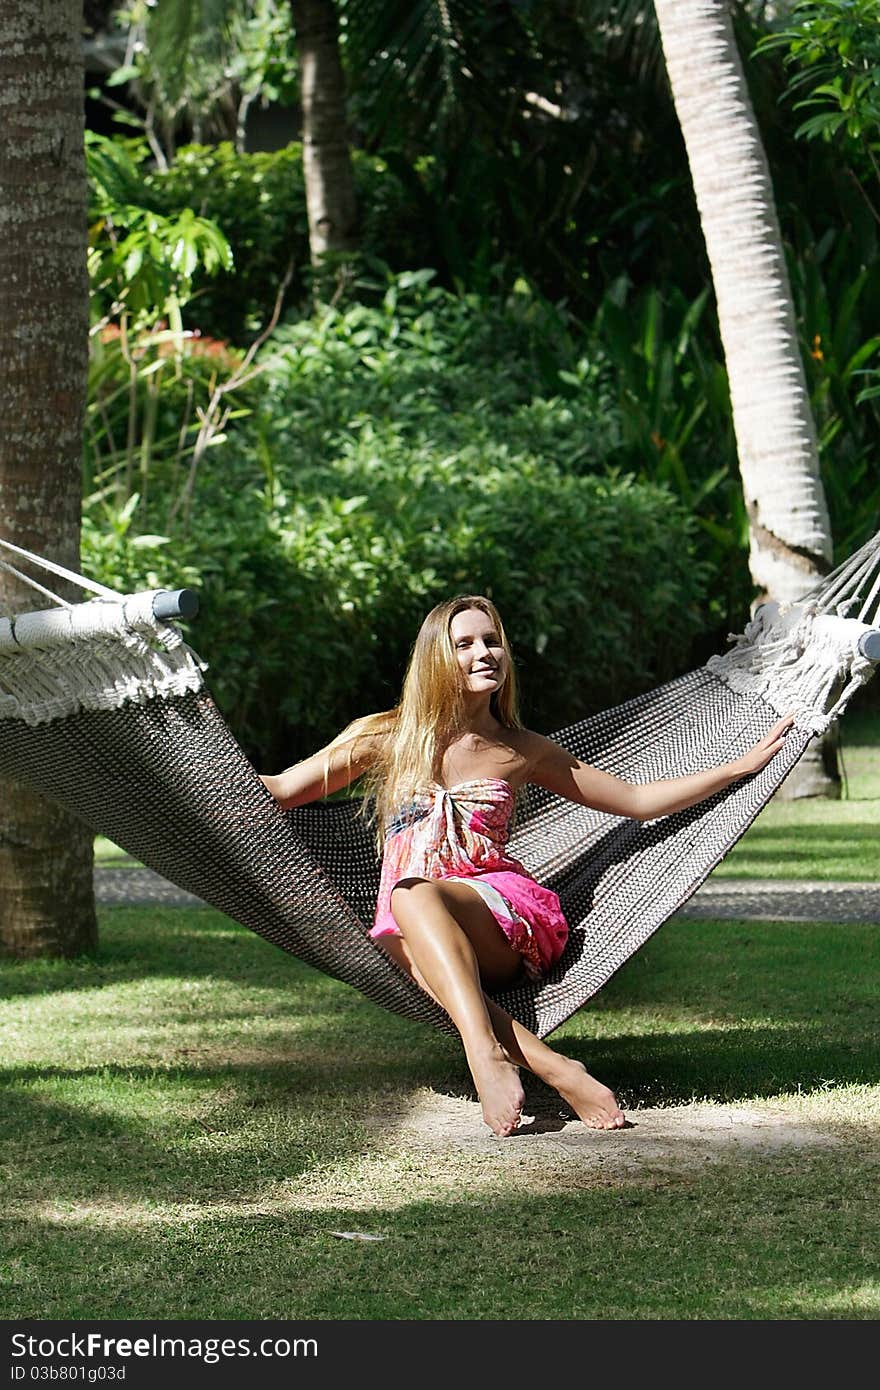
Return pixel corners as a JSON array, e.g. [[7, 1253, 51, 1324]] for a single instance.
[[331, 710, 395, 757], [502, 727, 558, 780], [505, 727, 572, 783], [349, 723, 391, 757]]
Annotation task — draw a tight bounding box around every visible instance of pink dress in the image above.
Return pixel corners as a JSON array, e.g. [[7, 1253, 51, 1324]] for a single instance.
[[370, 777, 568, 981]]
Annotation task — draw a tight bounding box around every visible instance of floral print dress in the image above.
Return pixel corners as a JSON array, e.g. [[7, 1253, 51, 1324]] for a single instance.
[[370, 778, 568, 980]]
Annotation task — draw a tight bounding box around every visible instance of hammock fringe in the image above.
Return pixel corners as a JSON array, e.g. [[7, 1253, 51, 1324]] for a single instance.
[[708, 601, 875, 734], [0, 592, 205, 727]]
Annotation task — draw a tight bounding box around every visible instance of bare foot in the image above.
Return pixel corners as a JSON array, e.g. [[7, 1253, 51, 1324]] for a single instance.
[[553, 1058, 625, 1131], [468, 1044, 525, 1137]]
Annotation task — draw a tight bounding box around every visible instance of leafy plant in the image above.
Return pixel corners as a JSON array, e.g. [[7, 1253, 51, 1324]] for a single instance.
[[587, 278, 750, 622], [755, 0, 880, 417], [756, 0, 880, 162], [83, 274, 708, 766], [85, 328, 255, 533], [86, 132, 263, 533], [138, 141, 423, 339], [87, 132, 233, 335], [786, 221, 880, 551]]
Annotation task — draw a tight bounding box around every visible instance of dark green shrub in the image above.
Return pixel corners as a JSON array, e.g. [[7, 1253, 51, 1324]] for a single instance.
[[258, 270, 619, 464], [141, 142, 422, 340], [83, 277, 709, 768]]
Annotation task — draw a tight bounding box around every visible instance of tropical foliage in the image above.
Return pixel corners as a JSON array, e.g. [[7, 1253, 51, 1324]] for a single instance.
[[79, 0, 880, 761], [82, 274, 708, 763], [757, 0, 880, 416]]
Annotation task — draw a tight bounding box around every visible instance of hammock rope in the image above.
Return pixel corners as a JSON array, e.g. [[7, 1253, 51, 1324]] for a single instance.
[[0, 536, 119, 600], [0, 536, 878, 1038], [809, 527, 880, 618]]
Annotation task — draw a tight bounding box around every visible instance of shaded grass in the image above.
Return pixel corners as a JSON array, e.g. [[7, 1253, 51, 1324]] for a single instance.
[[1, 906, 878, 1319], [571, 917, 879, 1106], [3, 1161, 879, 1320]]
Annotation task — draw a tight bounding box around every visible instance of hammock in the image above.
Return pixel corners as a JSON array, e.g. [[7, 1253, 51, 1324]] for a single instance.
[[0, 534, 878, 1039]]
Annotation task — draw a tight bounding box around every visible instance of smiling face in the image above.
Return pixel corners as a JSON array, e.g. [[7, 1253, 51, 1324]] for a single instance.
[[449, 606, 509, 697]]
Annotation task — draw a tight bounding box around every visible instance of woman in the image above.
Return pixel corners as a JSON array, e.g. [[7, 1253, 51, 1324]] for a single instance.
[[261, 595, 793, 1138]]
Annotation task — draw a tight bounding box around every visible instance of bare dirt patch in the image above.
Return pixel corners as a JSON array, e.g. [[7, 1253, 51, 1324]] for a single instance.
[[373, 1084, 845, 1177]]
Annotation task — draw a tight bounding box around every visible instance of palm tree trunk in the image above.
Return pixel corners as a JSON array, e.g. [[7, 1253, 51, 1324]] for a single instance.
[[292, 0, 358, 264], [0, 0, 98, 954], [654, 0, 837, 796]]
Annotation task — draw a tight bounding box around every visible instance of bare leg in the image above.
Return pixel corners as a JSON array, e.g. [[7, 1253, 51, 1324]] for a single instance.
[[390, 878, 525, 1136], [385, 881, 624, 1132]]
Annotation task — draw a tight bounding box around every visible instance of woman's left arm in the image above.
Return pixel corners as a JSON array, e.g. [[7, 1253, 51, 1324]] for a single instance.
[[524, 714, 795, 821]]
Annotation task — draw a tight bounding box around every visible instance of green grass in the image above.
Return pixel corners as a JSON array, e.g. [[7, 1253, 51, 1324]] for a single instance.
[[94, 836, 138, 868], [717, 710, 880, 880], [1, 906, 878, 1320]]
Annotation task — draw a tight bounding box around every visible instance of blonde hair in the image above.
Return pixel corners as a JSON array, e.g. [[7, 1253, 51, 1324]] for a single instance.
[[325, 595, 521, 841]]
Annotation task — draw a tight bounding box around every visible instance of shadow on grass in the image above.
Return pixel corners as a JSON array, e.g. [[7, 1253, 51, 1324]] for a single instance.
[[2, 998, 878, 1209], [722, 824, 880, 884], [3, 1155, 879, 1320], [0, 1057, 435, 1206], [562, 1027, 879, 1110], [0, 908, 327, 1003], [2, 911, 878, 1205], [726, 823, 880, 850]]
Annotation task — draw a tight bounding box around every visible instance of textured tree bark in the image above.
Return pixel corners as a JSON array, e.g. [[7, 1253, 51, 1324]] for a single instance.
[[654, 0, 838, 797], [0, 0, 97, 955], [292, 0, 359, 263]]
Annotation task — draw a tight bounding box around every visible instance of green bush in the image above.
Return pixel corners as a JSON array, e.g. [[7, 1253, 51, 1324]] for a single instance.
[[141, 142, 423, 340], [257, 270, 620, 464], [82, 276, 709, 768], [84, 440, 705, 769]]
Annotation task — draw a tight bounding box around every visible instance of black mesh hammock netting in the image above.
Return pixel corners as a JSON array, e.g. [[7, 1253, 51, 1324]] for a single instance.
[[1, 533, 879, 1039]]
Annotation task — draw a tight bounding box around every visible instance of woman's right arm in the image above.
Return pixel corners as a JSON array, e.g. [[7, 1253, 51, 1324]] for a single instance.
[[260, 735, 382, 809]]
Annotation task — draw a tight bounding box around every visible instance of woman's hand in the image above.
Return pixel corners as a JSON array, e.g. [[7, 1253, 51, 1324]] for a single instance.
[[733, 713, 796, 777]]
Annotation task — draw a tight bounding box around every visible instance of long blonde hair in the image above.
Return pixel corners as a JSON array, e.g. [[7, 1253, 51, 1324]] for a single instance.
[[325, 595, 521, 840]]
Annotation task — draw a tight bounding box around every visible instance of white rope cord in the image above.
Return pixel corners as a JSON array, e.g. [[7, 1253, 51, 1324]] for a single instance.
[[0, 538, 118, 603], [817, 554, 874, 613], [815, 553, 870, 610], [2, 591, 154, 652], [813, 531, 880, 616], [0, 637, 206, 726], [0, 590, 205, 725], [857, 563, 880, 625], [822, 532, 878, 588], [0, 559, 73, 609]]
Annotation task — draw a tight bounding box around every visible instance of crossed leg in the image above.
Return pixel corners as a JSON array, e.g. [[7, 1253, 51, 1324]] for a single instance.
[[387, 878, 625, 1136]]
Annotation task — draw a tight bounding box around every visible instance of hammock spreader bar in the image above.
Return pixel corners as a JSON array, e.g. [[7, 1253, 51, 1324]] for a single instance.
[[0, 536, 878, 1037]]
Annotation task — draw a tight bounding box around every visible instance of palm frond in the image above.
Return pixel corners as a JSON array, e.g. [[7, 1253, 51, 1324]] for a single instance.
[[341, 0, 533, 145], [146, 0, 241, 108]]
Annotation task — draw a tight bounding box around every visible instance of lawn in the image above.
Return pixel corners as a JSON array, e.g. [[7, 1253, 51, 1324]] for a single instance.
[[716, 710, 880, 880], [1, 905, 878, 1321], [5, 709, 878, 1321]]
